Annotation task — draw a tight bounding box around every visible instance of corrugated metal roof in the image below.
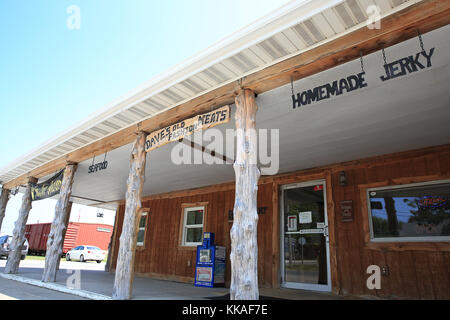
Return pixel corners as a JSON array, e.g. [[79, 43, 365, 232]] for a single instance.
[[0, 0, 417, 185]]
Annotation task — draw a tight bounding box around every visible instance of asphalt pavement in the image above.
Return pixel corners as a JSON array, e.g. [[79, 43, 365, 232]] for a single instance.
[[0, 276, 87, 300]]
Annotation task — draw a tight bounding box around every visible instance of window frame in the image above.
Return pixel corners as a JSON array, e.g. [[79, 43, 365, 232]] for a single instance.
[[136, 208, 149, 248], [180, 205, 206, 247], [366, 179, 450, 243]]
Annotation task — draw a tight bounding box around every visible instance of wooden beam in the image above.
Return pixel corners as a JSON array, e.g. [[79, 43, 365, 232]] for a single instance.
[[4, 0, 449, 190], [42, 164, 77, 282], [4, 177, 38, 274], [230, 88, 260, 300], [112, 131, 147, 300], [245, 0, 450, 94], [180, 139, 234, 164], [0, 188, 10, 232]]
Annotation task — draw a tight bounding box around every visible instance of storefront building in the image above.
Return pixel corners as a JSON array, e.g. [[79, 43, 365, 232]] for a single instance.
[[1, 0, 449, 299], [108, 144, 450, 298]]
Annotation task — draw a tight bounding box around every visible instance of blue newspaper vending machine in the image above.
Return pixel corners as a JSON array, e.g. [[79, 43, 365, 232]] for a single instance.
[[194, 232, 226, 287]]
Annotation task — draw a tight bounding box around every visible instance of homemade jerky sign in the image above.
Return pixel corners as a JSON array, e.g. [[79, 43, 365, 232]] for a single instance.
[[145, 105, 230, 152], [292, 72, 368, 108], [30, 169, 64, 201], [292, 47, 435, 109]]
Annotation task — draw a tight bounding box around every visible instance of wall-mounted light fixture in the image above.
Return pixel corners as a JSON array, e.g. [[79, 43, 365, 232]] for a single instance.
[[339, 171, 347, 186]]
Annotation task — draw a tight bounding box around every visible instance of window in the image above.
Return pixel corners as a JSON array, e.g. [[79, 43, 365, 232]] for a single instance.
[[136, 211, 148, 247], [181, 206, 205, 246], [367, 181, 450, 241]]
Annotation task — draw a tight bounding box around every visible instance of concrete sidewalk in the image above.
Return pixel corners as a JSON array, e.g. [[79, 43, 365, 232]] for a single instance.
[[0, 264, 343, 300]]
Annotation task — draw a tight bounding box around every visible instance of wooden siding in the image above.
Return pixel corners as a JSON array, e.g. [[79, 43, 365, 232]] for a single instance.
[[328, 147, 450, 299], [111, 183, 275, 288], [110, 144, 450, 299]]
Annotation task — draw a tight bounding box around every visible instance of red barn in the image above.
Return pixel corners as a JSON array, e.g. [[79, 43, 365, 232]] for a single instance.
[[25, 222, 113, 255]]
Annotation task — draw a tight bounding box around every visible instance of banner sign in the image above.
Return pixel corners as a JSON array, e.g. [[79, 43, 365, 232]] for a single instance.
[[145, 105, 230, 152], [31, 169, 64, 201]]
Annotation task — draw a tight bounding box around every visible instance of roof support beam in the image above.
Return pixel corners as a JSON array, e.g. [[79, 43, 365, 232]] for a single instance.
[[0, 188, 10, 234], [230, 88, 260, 300], [180, 139, 235, 164], [42, 164, 77, 283], [4, 177, 38, 274], [112, 131, 148, 300]]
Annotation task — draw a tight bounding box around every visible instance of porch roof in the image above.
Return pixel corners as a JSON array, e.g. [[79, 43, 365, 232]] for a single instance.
[[0, 0, 424, 189]]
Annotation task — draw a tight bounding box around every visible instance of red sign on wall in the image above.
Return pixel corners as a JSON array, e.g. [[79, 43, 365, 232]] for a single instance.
[[314, 185, 323, 191]]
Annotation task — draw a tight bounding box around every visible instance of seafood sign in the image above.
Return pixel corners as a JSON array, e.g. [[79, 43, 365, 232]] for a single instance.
[[145, 105, 230, 152]]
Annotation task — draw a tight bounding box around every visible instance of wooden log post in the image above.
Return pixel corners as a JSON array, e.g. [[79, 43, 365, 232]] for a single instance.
[[230, 88, 260, 300], [105, 207, 119, 272], [42, 164, 77, 282], [56, 201, 73, 271], [112, 131, 147, 300], [4, 177, 38, 274], [0, 188, 11, 232]]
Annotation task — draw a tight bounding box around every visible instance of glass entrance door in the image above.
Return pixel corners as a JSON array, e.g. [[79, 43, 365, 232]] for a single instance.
[[281, 180, 331, 291]]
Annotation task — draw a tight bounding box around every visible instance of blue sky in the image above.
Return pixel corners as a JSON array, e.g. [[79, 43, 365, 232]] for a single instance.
[[0, 0, 291, 169], [0, 0, 291, 234]]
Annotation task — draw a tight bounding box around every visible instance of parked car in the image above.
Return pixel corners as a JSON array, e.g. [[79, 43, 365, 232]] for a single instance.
[[65, 245, 105, 263], [0, 235, 28, 260]]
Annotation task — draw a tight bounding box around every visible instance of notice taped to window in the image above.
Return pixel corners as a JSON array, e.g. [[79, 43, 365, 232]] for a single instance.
[[299, 211, 312, 224]]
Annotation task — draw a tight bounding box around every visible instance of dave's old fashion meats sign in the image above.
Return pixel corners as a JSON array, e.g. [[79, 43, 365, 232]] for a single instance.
[[145, 105, 230, 152], [31, 169, 64, 201]]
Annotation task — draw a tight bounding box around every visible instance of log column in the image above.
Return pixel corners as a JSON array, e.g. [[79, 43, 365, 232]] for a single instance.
[[105, 207, 119, 272], [56, 201, 73, 271], [112, 131, 147, 300], [0, 188, 11, 232], [42, 165, 77, 282], [230, 88, 260, 300], [4, 177, 38, 274]]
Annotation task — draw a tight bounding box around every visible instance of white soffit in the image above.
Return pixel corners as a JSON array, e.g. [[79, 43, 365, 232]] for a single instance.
[[68, 23, 450, 207], [0, 0, 420, 185]]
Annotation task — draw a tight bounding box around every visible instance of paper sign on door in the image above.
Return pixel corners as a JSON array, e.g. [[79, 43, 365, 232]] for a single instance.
[[288, 215, 298, 231], [299, 211, 312, 224]]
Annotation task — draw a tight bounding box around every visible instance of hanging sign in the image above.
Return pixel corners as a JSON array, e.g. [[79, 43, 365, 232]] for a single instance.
[[88, 154, 108, 174], [30, 169, 64, 201], [145, 105, 230, 152], [379, 48, 434, 82], [291, 32, 436, 109], [292, 72, 368, 109]]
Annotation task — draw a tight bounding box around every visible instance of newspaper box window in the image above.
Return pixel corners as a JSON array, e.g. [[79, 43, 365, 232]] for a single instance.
[[195, 232, 226, 288]]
